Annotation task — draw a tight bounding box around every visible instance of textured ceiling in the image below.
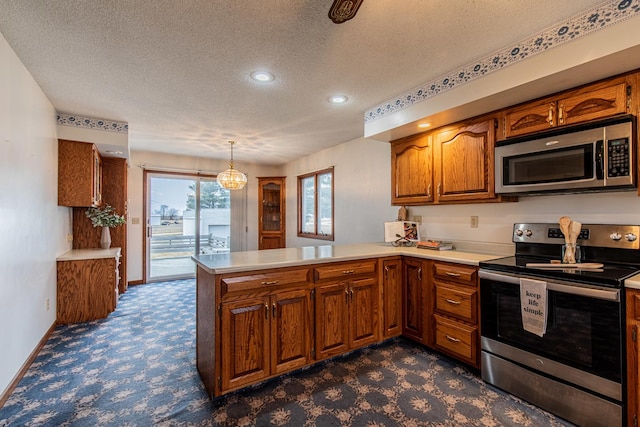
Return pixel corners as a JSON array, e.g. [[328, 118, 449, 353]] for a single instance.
[[0, 0, 608, 165]]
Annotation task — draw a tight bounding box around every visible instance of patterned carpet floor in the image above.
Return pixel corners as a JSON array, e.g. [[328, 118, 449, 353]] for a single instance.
[[0, 279, 574, 426]]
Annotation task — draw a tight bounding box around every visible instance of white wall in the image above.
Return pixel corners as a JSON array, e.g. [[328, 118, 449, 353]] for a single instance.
[[126, 150, 280, 282], [283, 137, 398, 247], [283, 136, 640, 250], [0, 33, 70, 396]]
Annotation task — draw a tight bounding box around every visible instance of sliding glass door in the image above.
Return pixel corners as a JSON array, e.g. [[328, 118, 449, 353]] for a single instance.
[[145, 172, 230, 282]]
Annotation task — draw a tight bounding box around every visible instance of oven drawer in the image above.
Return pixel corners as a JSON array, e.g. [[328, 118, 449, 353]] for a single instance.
[[434, 282, 477, 323], [434, 314, 477, 363], [433, 262, 477, 286]]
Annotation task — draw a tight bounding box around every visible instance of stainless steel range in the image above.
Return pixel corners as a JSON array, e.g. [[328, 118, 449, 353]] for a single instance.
[[479, 223, 640, 427]]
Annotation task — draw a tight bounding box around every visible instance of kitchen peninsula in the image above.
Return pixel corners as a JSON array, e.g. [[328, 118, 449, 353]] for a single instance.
[[192, 242, 505, 398]]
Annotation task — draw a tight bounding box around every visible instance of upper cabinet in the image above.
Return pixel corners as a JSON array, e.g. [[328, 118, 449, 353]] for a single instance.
[[58, 139, 103, 207], [391, 133, 433, 205], [391, 117, 514, 206], [434, 119, 498, 203], [258, 177, 286, 250], [502, 76, 633, 139]]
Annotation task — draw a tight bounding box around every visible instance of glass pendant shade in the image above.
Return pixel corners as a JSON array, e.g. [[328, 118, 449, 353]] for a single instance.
[[217, 140, 247, 190]]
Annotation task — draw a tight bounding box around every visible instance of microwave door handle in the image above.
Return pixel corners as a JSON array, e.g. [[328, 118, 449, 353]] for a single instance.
[[595, 140, 604, 180]]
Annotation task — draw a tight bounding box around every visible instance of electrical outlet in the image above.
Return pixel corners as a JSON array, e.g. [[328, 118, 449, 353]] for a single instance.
[[131, 217, 140, 225], [45, 298, 50, 311], [470, 216, 479, 228], [66, 233, 73, 242]]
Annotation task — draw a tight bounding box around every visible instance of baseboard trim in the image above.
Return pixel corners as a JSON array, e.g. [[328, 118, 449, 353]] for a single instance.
[[0, 321, 56, 409], [128, 280, 144, 286]]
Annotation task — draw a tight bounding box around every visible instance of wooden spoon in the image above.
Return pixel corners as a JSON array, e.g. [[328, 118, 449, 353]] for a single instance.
[[559, 216, 573, 262], [559, 216, 571, 243]]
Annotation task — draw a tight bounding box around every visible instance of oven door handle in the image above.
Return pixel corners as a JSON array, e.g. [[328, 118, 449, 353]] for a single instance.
[[479, 270, 620, 302]]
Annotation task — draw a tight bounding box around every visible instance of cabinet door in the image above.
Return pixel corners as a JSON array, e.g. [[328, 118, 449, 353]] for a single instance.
[[626, 289, 640, 425], [349, 277, 379, 349], [558, 82, 627, 126], [402, 258, 428, 344], [504, 102, 555, 138], [315, 282, 350, 360], [390, 133, 433, 205], [382, 258, 402, 337], [270, 289, 311, 375], [435, 119, 496, 203], [221, 297, 270, 391]]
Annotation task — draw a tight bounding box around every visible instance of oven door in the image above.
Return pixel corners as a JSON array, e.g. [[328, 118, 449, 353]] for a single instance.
[[479, 270, 623, 391]]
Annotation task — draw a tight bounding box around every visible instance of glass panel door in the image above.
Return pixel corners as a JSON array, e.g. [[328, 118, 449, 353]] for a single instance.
[[146, 173, 230, 282]]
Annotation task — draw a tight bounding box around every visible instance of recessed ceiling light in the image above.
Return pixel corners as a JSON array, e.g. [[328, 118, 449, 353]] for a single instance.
[[250, 71, 275, 82], [418, 122, 432, 128], [329, 95, 348, 104]]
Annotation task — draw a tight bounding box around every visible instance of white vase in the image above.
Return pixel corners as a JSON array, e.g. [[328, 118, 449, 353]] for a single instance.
[[100, 227, 111, 249]]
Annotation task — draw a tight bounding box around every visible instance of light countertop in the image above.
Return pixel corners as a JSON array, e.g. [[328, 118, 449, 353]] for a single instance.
[[57, 247, 121, 261], [625, 273, 640, 290], [192, 242, 510, 275]]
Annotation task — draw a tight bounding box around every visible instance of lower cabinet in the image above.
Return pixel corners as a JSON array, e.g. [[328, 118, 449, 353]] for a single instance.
[[56, 249, 121, 324], [430, 261, 480, 368], [381, 258, 403, 338], [314, 260, 379, 360], [220, 288, 312, 392], [198, 256, 482, 399], [626, 288, 640, 426], [402, 258, 430, 344]]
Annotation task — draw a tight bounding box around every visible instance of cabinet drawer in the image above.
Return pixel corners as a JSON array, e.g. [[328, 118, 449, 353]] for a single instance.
[[434, 283, 477, 323], [222, 268, 310, 293], [433, 314, 477, 361], [433, 262, 477, 285], [314, 260, 376, 281]]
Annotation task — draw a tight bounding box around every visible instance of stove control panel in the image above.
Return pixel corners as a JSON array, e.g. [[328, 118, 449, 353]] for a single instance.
[[513, 223, 640, 250]]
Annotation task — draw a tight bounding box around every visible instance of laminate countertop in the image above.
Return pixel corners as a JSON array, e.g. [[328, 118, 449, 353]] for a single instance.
[[192, 242, 510, 275], [57, 247, 121, 261]]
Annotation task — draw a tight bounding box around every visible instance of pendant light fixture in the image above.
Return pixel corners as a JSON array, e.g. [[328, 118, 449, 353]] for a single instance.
[[217, 140, 247, 190]]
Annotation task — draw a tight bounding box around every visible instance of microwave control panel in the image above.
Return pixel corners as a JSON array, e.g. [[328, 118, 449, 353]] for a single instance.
[[607, 137, 630, 177]]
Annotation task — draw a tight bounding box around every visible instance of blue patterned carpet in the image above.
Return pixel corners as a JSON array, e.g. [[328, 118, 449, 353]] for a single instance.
[[0, 280, 574, 426]]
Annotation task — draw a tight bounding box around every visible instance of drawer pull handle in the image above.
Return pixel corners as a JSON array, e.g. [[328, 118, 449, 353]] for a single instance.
[[445, 335, 461, 343], [446, 299, 461, 305], [261, 280, 278, 285], [342, 270, 355, 274], [445, 272, 461, 277]]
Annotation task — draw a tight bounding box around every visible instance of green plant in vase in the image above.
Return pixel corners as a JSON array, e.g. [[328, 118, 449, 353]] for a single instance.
[[85, 205, 126, 249]]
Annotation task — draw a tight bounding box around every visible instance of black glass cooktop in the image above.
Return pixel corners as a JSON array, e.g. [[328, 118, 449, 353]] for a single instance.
[[480, 255, 640, 288]]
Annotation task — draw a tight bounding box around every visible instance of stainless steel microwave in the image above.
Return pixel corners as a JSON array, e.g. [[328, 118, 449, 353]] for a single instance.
[[495, 116, 636, 195]]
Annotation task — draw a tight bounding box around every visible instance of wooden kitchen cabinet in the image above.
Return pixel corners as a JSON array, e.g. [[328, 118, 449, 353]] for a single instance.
[[626, 288, 640, 426], [402, 257, 430, 344], [503, 78, 631, 139], [431, 261, 480, 368], [217, 267, 312, 393], [381, 257, 403, 338], [433, 118, 501, 203], [56, 248, 121, 324], [390, 117, 514, 206], [58, 139, 103, 207], [258, 177, 286, 249], [314, 260, 379, 360], [390, 133, 433, 205], [220, 288, 311, 391]]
